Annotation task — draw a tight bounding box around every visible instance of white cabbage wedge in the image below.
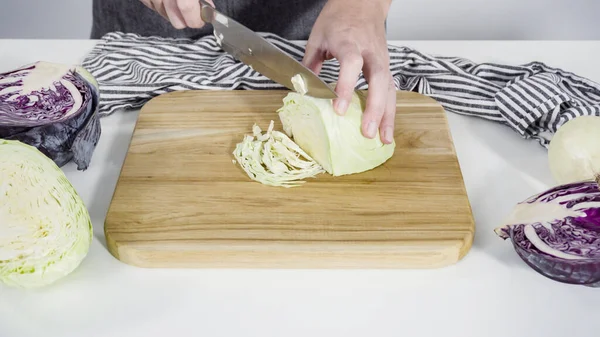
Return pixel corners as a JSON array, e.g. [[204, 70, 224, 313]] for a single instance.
[[0, 139, 92, 288], [233, 75, 396, 187], [277, 75, 396, 176]]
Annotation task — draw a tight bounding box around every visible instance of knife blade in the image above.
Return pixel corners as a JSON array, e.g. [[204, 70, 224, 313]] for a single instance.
[[199, 0, 337, 99]]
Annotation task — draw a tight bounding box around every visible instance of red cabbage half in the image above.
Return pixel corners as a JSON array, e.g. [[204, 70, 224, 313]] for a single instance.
[[495, 180, 600, 287], [0, 61, 101, 170]]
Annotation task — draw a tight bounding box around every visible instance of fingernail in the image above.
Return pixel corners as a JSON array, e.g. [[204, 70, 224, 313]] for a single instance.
[[335, 99, 348, 115], [366, 121, 377, 138], [383, 126, 394, 143]]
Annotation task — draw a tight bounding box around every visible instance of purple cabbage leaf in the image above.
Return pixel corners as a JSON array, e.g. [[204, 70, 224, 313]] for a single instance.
[[0, 61, 101, 170], [495, 180, 600, 287]]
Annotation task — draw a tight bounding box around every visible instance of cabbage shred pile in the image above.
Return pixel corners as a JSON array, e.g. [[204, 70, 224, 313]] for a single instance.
[[233, 120, 325, 187]]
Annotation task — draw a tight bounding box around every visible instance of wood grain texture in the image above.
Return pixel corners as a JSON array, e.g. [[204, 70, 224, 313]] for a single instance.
[[104, 90, 475, 268]]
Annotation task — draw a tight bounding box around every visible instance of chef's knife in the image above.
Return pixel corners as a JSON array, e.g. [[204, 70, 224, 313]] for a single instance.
[[199, 0, 337, 99]]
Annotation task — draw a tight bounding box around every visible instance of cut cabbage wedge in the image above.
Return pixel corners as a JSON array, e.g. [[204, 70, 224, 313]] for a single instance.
[[278, 75, 396, 177], [0, 139, 92, 288], [233, 74, 396, 187]]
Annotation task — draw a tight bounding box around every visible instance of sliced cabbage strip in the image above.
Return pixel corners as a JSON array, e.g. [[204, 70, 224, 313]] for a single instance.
[[233, 120, 325, 187]]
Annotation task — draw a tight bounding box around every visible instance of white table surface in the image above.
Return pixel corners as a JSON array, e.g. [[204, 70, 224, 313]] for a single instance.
[[1, 39, 600, 337]]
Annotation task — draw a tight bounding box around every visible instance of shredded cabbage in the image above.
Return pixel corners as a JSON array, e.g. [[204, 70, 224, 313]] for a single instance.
[[233, 120, 325, 187]]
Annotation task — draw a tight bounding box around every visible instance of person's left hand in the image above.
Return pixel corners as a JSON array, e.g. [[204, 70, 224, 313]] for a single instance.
[[302, 0, 395, 144]]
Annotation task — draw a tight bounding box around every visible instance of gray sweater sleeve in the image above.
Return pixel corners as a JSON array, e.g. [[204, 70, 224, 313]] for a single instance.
[[91, 0, 327, 40]]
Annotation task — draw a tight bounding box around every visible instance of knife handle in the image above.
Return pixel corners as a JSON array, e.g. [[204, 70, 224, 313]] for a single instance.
[[199, 0, 215, 23]]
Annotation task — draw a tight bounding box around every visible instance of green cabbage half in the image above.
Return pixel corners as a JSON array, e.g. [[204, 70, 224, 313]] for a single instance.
[[0, 139, 92, 288], [277, 87, 395, 177], [233, 76, 396, 187]]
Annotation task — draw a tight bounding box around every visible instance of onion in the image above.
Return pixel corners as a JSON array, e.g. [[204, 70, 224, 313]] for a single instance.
[[548, 115, 600, 185]]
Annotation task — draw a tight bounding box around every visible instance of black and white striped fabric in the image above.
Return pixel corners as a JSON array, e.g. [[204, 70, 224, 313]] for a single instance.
[[82, 32, 600, 147]]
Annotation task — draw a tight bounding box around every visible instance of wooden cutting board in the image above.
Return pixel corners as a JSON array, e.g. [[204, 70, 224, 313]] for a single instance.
[[104, 90, 475, 269]]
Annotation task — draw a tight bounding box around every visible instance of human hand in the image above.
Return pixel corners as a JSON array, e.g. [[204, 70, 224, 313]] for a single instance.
[[302, 0, 395, 144], [139, 0, 215, 29]]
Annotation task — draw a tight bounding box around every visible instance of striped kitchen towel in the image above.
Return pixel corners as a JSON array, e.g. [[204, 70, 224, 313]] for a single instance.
[[82, 31, 600, 147]]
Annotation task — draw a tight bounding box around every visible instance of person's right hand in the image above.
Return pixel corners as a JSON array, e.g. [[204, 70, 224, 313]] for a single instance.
[[140, 0, 215, 29]]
